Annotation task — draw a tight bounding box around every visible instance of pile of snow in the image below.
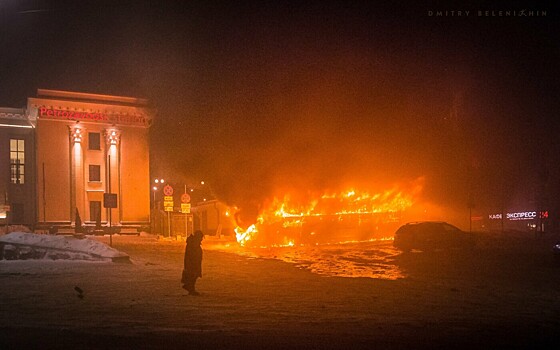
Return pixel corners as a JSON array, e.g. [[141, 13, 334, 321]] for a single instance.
[[0, 232, 129, 262]]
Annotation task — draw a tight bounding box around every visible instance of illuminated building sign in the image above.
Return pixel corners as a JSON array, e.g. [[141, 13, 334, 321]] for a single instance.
[[507, 212, 536, 220], [488, 211, 549, 221], [39, 107, 150, 127]]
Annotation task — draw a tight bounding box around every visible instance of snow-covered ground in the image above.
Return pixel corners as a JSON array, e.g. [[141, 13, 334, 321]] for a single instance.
[[1, 232, 560, 349], [0, 232, 129, 262]]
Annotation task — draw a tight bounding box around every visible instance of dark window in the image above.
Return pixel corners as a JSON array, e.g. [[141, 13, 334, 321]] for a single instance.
[[89, 165, 101, 182], [10, 139, 25, 184], [88, 133, 101, 150], [90, 201, 101, 223]]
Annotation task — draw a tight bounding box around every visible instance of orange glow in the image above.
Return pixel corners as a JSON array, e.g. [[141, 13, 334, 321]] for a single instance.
[[210, 236, 404, 280], [109, 144, 117, 157], [107, 129, 120, 145], [73, 143, 82, 162], [233, 178, 424, 247], [72, 128, 82, 143]]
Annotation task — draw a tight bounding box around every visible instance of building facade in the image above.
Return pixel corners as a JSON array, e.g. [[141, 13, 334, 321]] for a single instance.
[[191, 199, 235, 237], [1, 89, 153, 230], [0, 108, 36, 226]]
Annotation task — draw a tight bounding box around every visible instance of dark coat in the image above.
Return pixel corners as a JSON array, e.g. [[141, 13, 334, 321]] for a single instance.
[[183, 234, 203, 278]]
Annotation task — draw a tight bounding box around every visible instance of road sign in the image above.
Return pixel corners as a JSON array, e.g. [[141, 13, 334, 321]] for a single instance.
[[163, 185, 174, 196], [164, 206, 174, 212], [164, 201, 174, 208], [181, 203, 191, 214], [181, 193, 191, 203], [164, 196, 173, 201], [103, 193, 118, 208]]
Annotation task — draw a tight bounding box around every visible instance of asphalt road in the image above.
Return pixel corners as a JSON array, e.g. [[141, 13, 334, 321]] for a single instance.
[[1, 233, 559, 349]]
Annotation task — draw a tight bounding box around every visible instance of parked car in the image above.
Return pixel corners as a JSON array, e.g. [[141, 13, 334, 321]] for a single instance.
[[553, 242, 560, 261], [393, 221, 474, 252]]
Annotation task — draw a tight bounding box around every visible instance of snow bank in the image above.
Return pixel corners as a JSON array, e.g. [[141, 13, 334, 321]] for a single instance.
[[0, 232, 129, 262]]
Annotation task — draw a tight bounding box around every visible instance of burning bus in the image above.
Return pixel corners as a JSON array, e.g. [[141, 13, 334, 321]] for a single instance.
[[232, 179, 425, 247]]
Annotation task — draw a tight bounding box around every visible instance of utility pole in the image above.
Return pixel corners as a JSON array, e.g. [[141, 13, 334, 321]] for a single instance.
[[108, 154, 112, 247]]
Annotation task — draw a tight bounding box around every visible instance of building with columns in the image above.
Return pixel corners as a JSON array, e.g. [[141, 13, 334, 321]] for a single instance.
[[1, 89, 153, 230]]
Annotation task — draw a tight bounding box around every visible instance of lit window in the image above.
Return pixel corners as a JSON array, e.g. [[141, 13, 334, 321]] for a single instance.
[[10, 139, 25, 184], [89, 133, 101, 150], [89, 165, 101, 182]]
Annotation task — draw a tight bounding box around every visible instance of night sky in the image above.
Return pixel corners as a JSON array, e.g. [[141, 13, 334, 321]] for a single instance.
[[1, 0, 559, 222]]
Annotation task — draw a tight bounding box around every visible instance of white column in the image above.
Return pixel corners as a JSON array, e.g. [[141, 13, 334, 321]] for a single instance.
[[105, 128, 121, 225], [69, 123, 85, 225]]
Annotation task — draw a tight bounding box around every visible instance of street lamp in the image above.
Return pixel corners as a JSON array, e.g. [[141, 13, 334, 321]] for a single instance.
[[199, 180, 216, 202], [152, 178, 165, 234], [152, 178, 166, 208]]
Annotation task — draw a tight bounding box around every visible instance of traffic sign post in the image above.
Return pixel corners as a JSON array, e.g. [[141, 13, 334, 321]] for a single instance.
[[162, 185, 173, 237], [103, 193, 118, 245], [164, 201, 174, 211], [181, 203, 191, 214], [163, 185, 173, 196], [103, 193, 117, 208]]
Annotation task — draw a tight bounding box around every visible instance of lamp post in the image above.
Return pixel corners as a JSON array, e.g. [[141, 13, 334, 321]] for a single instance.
[[199, 180, 217, 202], [152, 178, 164, 234]]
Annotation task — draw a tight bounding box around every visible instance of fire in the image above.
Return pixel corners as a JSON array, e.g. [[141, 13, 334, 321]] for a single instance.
[[235, 224, 257, 247], [233, 179, 424, 247]]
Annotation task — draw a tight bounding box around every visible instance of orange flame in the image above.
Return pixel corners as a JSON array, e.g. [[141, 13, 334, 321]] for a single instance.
[[233, 178, 424, 247]]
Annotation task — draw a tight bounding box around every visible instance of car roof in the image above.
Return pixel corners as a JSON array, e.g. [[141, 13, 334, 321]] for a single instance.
[[396, 221, 462, 233], [405, 221, 448, 225]]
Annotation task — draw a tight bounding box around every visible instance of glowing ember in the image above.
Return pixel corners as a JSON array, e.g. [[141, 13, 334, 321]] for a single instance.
[[233, 179, 423, 247]]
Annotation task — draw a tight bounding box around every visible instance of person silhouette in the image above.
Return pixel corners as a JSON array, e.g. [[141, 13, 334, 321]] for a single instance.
[[182, 230, 204, 295]]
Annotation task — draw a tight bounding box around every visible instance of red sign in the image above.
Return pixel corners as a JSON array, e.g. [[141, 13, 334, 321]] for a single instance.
[[163, 185, 173, 196], [38, 107, 150, 127], [181, 193, 191, 203]]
